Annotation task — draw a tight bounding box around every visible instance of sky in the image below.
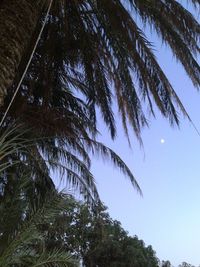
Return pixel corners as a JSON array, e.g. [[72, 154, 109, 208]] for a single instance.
[[90, 19, 200, 267]]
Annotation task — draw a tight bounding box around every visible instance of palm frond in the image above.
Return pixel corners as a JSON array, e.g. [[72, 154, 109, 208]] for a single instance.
[[130, 0, 200, 86], [0, 123, 101, 203], [4, 0, 198, 144], [0, 177, 78, 267], [31, 249, 78, 267], [83, 138, 142, 195]]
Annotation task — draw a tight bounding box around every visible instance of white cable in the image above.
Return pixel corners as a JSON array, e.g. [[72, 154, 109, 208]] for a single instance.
[[0, 0, 53, 127]]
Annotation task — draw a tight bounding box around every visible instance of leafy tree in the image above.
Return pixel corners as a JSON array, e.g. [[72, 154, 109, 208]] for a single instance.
[[45, 202, 159, 267]]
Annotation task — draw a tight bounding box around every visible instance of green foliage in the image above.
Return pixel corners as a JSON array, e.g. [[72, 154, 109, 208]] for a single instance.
[[0, 125, 78, 267], [44, 201, 159, 267], [0, 187, 79, 267], [0, 185, 79, 267]]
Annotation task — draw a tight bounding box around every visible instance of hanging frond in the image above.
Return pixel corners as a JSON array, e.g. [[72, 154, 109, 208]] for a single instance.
[[0, 122, 100, 203], [130, 0, 200, 86], [3, 0, 198, 141], [83, 138, 142, 195]]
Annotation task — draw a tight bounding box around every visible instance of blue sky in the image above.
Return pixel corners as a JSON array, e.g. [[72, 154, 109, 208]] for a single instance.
[[91, 24, 200, 267]]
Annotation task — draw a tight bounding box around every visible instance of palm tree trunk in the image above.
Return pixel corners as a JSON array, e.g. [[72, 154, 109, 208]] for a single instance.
[[0, 0, 42, 106]]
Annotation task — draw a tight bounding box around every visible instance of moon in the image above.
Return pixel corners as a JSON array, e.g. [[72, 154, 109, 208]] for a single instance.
[[160, 138, 165, 144]]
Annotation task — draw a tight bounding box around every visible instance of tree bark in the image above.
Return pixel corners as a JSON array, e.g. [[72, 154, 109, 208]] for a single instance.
[[0, 0, 42, 106]]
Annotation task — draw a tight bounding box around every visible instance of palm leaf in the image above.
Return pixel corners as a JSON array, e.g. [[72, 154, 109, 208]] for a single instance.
[[31, 249, 78, 267]]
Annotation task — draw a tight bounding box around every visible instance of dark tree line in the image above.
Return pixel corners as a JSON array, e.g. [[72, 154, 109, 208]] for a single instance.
[[44, 200, 159, 267]]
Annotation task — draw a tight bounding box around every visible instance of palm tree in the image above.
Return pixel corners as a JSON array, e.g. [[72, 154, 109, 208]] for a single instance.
[[0, 0, 199, 134], [0, 0, 199, 200]]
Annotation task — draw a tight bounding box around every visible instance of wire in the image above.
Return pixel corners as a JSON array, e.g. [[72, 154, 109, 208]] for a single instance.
[[0, 0, 53, 127]]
